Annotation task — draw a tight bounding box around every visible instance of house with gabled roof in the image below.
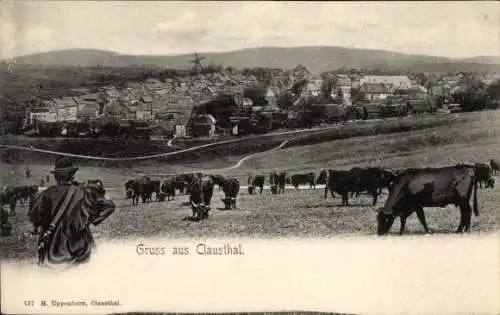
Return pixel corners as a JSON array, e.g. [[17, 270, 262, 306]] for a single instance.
[[360, 83, 391, 101], [360, 75, 411, 90]]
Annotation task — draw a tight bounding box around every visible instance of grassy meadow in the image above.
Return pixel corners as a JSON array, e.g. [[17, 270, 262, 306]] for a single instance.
[[1, 110, 499, 263]]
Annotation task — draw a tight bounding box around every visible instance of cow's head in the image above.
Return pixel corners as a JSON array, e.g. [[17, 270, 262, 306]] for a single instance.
[[486, 177, 495, 188], [376, 209, 395, 235], [248, 186, 254, 195], [317, 170, 328, 184], [270, 185, 278, 195], [191, 201, 210, 220]]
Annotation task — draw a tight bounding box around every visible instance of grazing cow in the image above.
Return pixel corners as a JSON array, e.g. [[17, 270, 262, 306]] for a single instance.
[[0, 188, 17, 217], [125, 180, 136, 198], [322, 167, 389, 206], [211, 175, 239, 208], [218, 178, 240, 210], [376, 165, 479, 235], [489, 159, 499, 176], [270, 172, 287, 194], [211, 174, 226, 191], [188, 176, 214, 220], [290, 173, 316, 190], [161, 177, 177, 201], [474, 163, 495, 188], [248, 175, 265, 195]]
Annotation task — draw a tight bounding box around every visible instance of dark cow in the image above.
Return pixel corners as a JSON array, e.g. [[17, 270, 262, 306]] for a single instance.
[[376, 165, 479, 235], [270, 171, 287, 194], [175, 173, 199, 194], [367, 167, 398, 193], [130, 176, 153, 205], [188, 176, 214, 220], [474, 163, 495, 189], [14, 185, 39, 205], [161, 177, 177, 201], [322, 167, 391, 206], [211, 174, 226, 191], [3, 185, 39, 215], [290, 173, 316, 190], [125, 180, 136, 199], [0, 188, 17, 216], [490, 159, 500, 176], [219, 178, 240, 210], [247, 175, 265, 195]]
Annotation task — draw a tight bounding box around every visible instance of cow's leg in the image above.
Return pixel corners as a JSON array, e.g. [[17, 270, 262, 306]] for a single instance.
[[399, 216, 407, 235], [463, 201, 473, 233], [415, 208, 430, 233], [330, 188, 335, 198], [399, 210, 413, 235], [324, 187, 328, 199], [456, 204, 466, 233], [372, 192, 379, 206], [342, 192, 349, 206]]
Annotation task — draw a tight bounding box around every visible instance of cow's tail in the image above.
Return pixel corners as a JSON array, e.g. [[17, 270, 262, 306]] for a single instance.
[[473, 175, 479, 216]]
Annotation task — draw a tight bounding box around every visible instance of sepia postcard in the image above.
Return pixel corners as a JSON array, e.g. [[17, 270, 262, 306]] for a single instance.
[[1, 1, 499, 314]]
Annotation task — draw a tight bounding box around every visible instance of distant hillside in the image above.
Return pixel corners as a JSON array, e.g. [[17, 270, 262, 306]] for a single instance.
[[6, 46, 500, 73]]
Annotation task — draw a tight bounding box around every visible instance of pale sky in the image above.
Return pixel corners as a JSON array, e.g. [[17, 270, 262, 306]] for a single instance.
[[1, 1, 499, 59]]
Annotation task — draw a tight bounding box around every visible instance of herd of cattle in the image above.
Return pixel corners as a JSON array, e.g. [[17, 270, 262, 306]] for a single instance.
[[122, 159, 499, 233], [1, 159, 498, 235]]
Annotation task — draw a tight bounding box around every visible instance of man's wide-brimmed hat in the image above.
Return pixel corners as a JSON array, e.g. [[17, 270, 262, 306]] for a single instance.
[[51, 156, 79, 174]]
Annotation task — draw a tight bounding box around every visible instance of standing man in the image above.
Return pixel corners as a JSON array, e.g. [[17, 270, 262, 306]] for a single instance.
[[25, 166, 31, 178], [29, 156, 115, 267]]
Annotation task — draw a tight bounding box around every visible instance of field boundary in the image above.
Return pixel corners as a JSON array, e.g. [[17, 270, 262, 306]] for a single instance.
[[0, 124, 343, 161]]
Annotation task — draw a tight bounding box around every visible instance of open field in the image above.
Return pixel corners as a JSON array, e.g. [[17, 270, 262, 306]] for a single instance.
[[1, 110, 499, 263], [0, 112, 475, 166]]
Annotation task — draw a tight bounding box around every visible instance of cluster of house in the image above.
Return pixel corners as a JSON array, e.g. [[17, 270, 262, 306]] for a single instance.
[[26, 63, 499, 138], [26, 72, 264, 137], [427, 72, 500, 101]]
